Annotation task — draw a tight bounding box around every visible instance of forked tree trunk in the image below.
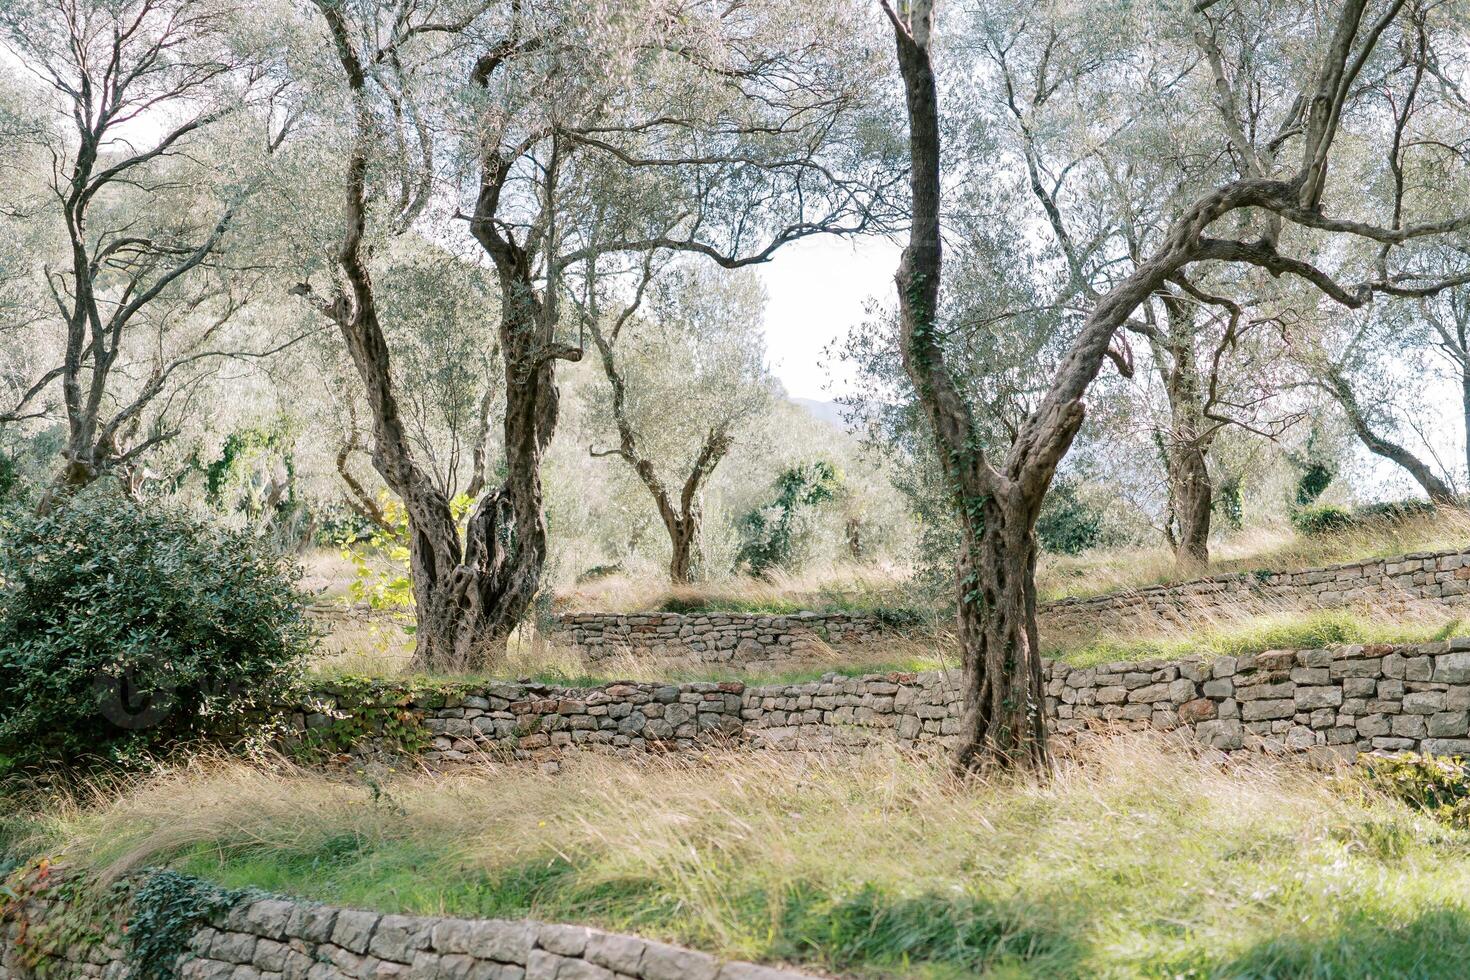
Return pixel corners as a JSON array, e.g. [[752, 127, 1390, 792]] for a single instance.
[[309, 1, 574, 674], [586, 320, 731, 586]]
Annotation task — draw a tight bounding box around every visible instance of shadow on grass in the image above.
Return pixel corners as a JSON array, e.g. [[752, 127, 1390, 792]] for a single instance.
[[1173, 905, 1470, 979], [772, 882, 1083, 977]]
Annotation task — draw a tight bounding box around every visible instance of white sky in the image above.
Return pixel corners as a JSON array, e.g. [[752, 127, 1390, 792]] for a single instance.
[[755, 234, 902, 401]]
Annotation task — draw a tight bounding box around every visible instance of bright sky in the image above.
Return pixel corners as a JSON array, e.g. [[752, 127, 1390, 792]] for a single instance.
[[755, 234, 903, 402]]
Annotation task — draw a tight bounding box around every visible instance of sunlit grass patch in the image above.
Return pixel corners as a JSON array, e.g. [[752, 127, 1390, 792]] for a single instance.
[[1047, 606, 1468, 667], [1037, 508, 1470, 602]]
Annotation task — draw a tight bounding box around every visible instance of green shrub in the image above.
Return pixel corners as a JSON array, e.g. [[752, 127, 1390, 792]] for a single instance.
[[1360, 753, 1470, 827], [0, 488, 313, 769], [1290, 503, 1354, 535], [737, 460, 842, 574], [1036, 478, 1103, 556]]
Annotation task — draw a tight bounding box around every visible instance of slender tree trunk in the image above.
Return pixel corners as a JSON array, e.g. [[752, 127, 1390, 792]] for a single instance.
[[1461, 366, 1470, 489], [886, 0, 1050, 772]]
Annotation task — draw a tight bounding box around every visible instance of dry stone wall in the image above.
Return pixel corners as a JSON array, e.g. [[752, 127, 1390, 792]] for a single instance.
[[289, 638, 1470, 764], [1039, 547, 1470, 634], [545, 612, 891, 666], [0, 868, 811, 980], [737, 638, 1470, 760]]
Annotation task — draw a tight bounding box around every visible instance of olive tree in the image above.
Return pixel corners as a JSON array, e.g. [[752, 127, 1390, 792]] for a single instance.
[[0, 0, 303, 494], [885, 0, 1470, 771], [584, 262, 772, 583], [296, 0, 896, 670]]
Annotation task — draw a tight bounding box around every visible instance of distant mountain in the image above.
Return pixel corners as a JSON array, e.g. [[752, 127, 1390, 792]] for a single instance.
[[792, 397, 848, 430]]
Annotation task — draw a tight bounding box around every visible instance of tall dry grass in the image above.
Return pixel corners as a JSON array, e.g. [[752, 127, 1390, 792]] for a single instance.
[[13, 734, 1470, 976]]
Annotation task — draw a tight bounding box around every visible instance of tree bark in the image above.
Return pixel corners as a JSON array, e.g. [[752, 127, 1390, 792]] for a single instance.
[[1169, 443, 1212, 566], [1326, 368, 1457, 505], [1155, 292, 1214, 568]]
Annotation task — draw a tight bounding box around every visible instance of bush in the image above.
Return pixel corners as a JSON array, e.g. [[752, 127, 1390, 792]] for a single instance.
[[737, 460, 842, 575], [1036, 479, 1103, 555], [0, 489, 313, 769], [1360, 753, 1470, 828], [1290, 503, 1354, 535]]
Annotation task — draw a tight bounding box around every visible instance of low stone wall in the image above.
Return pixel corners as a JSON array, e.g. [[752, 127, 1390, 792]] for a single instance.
[[0, 867, 810, 980], [287, 637, 1470, 764], [1039, 547, 1470, 635], [283, 679, 747, 765], [745, 639, 1470, 760], [544, 612, 893, 666]]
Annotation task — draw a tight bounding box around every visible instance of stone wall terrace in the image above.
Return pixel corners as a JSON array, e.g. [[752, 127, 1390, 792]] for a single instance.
[[545, 611, 892, 666], [288, 638, 1470, 765]]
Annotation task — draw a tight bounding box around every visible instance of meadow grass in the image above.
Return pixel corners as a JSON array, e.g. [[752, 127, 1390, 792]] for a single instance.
[[9, 735, 1470, 978], [309, 630, 957, 689], [1036, 508, 1470, 602], [1045, 606, 1470, 667]]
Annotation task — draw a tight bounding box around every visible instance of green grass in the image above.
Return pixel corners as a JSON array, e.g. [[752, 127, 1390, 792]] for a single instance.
[[1048, 609, 1468, 668], [20, 738, 1470, 978], [655, 591, 928, 625]]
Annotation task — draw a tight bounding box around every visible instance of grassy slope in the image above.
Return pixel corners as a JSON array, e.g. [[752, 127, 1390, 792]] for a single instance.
[[1037, 509, 1470, 602], [11, 737, 1470, 979]]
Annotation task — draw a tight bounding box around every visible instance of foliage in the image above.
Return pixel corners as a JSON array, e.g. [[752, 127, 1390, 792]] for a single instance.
[[0, 860, 117, 974], [1361, 753, 1470, 829], [1293, 498, 1442, 537], [1290, 504, 1355, 536], [337, 492, 475, 619], [284, 676, 446, 761], [0, 488, 313, 768], [127, 871, 245, 980], [1213, 473, 1245, 531], [737, 461, 843, 575], [1035, 479, 1103, 556]]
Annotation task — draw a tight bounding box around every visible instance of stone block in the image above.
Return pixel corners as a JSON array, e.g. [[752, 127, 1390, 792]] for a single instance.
[[1391, 714, 1428, 739], [583, 932, 645, 974], [1423, 738, 1470, 756], [639, 941, 721, 980], [1429, 712, 1470, 738], [1294, 687, 1342, 710], [1404, 691, 1446, 715], [1436, 652, 1470, 684], [1241, 699, 1295, 721]]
